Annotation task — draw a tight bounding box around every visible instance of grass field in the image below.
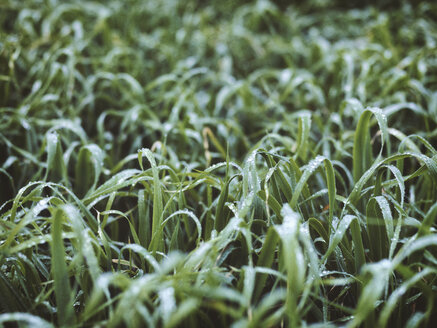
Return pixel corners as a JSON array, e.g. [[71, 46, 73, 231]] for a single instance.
[[1, 0, 437, 327]]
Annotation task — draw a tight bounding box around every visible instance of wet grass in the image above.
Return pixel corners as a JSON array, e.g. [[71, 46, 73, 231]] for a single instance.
[[1, 0, 437, 327]]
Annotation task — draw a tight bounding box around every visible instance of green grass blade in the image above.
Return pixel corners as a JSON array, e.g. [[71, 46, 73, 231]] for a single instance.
[[139, 148, 164, 254], [51, 209, 75, 327], [253, 227, 279, 303]]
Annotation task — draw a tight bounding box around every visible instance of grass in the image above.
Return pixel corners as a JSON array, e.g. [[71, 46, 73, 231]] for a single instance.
[[1, 0, 437, 327]]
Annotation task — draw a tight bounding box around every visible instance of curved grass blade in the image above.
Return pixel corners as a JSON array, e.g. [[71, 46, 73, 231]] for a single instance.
[[353, 107, 388, 183]]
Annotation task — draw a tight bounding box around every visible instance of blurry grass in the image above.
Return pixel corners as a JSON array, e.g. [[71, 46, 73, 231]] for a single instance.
[[1, 0, 437, 327]]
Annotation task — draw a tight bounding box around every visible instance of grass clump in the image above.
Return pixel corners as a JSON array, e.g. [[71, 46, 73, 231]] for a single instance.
[[1, 0, 437, 327]]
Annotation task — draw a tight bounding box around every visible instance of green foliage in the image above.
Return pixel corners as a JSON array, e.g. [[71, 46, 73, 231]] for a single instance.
[[0, 0, 436, 327]]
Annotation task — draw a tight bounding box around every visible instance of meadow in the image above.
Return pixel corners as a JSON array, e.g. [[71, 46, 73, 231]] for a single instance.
[[0, 0, 436, 327]]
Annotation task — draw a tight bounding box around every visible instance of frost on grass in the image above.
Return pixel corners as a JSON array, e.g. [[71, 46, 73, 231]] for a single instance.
[[0, 0, 436, 327]]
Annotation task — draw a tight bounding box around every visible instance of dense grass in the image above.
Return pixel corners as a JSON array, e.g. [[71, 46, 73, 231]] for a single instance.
[[1, 0, 437, 327]]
